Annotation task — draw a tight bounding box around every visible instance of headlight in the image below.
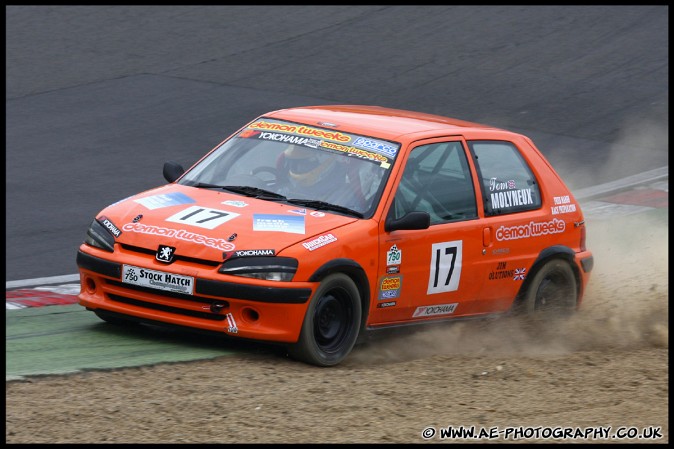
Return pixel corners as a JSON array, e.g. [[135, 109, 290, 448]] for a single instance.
[[84, 218, 116, 252], [218, 256, 298, 281]]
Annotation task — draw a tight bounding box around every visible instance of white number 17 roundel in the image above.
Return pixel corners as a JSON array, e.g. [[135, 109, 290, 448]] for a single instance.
[[427, 240, 462, 294], [165, 206, 240, 229]]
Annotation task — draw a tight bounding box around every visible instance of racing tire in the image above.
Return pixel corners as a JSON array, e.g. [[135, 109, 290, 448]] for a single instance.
[[519, 259, 577, 319], [288, 273, 362, 367]]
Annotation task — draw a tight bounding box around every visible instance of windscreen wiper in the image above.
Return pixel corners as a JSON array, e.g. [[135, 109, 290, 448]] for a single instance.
[[221, 185, 287, 201], [286, 199, 364, 218], [191, 183, 287, 201]]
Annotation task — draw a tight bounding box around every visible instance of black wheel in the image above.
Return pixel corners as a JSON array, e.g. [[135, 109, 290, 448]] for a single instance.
[[519, 259, 577, 318], [288, 273, 362, 367], [94, 310, 139, 327]]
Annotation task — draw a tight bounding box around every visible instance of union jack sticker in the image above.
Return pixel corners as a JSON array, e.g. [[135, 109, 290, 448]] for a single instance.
[[513, 268, 526, 281]]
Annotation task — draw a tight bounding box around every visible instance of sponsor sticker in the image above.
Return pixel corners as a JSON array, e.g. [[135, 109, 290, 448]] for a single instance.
[[122, 223, 236, 251], [256, 131, 321, 148], [352, 136, 399, 158], [248, 120, 351, 143], [98, 216, 122, 238], [122, 264, 194, 295], [377, 301, 397, 308], [134, 192, 196, 210], [222, 200, 249, 208], [495, 218, 566, 241], [253, 214, 305, 234], [378, 275, 402, 300], [320, 140, 389, 164], [386, 244, 402, 265], [227, 249, 276, 258], [413, 303, 458, 318], [302, 233, 337, 251], [551, 196, 577, 215]]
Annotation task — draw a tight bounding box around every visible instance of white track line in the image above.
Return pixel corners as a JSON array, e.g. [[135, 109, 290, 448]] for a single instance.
[[6, 274, 80, 289], [573, 166, 668, 200], [6, 166, 668, 290]]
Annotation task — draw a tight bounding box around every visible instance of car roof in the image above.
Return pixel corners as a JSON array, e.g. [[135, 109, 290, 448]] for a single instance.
[[264, 105, 505, 141]]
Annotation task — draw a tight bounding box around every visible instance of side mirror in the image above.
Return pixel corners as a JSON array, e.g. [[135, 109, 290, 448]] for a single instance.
[[163, 161, 185, 183], [385, 211, 430, 232]]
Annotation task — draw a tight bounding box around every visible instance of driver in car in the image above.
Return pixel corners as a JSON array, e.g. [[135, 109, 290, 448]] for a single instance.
[[278, 145, 365, 212]]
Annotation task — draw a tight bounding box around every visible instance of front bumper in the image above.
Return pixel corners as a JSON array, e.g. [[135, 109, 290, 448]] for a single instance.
[[76, 247, 315, 343]]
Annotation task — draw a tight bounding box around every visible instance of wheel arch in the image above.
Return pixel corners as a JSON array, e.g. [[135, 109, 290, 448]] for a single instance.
[[512, 245, 581, 309], [308, 258, 371, 332]]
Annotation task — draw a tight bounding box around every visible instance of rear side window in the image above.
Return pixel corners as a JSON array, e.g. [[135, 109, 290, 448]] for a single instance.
[[468, 141, 541, 216]]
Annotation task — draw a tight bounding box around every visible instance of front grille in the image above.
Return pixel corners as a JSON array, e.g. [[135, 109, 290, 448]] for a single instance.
[[105, 279, 215, 304], [119, 243, 221, 267], [106, 293, 228, 321]]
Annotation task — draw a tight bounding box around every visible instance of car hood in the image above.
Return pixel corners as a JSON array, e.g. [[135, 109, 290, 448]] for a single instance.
[[98, 184, 358, 262]]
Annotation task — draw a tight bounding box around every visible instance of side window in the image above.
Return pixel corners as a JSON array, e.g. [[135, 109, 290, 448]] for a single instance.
[[391, 141, 477, 225], [468, 141, 541, 216]]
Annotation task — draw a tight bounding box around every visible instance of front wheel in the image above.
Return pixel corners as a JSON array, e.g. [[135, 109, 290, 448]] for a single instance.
[[518, 259, 578, 319], [288, 273, 362, 367]]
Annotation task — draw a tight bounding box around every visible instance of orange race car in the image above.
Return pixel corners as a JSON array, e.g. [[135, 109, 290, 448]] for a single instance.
[[76, 105, 594, 366]]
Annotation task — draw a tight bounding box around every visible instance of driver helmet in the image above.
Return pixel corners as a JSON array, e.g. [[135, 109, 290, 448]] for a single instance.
[[283, 145, 334, 187]]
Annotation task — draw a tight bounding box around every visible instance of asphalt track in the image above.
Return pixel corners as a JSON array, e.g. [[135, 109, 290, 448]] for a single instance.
[[5, 6, 669, 378], [6, 5, 668, 281]]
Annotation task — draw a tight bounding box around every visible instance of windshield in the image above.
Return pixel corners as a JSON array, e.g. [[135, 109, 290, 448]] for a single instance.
[[178, 118, 400, 218]]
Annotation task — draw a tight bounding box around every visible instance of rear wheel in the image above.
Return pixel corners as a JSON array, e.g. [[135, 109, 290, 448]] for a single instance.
[[289, 273, 361, 367], [519, 259, 577, 318]]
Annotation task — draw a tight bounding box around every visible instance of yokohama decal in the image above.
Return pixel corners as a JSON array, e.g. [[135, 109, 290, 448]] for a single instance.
[[413, 303, 458, 317]]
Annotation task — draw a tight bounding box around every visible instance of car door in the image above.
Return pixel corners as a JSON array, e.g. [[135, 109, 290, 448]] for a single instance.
[[370, 137, 490, 325], [466, 139, 545, 312]]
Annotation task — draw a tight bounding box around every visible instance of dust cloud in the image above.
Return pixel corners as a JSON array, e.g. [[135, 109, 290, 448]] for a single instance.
[[349, 212, 668, 366]]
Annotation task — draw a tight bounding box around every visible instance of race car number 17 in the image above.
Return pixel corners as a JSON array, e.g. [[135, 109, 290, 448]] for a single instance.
[[427, 241, 462, 294]]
